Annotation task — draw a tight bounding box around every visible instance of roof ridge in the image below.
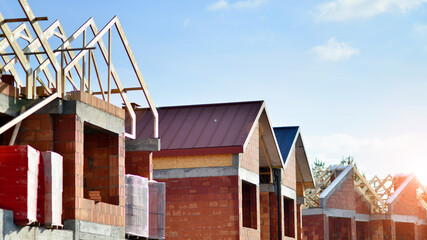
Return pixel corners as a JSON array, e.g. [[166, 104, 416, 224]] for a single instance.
[[135, 100, 264, 111]]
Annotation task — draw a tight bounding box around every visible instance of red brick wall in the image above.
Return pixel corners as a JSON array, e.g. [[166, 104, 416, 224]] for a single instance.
[[19, 114, 54, 151], [355, 192, 370, 214], [396, 222, 415, 240], [83, 130, 121, 205], [325, 173, 355, 210], [297, 204, 302, 240], [158, 176, 240, 239], [328, 217, 352, 240], [369, 220, 384, 240], [260, 192, 271, 240], [356, 221, 369, 240], [15, 113, 126, 226], [383, 220, 395, 240], [419, 225, 427, 240], [418, 205, 427, 220], [302, 215, 327, 240], [239, 178, 260, 240], [391, 179, 419, 216], [125, 151, 152, 179], [270, 193, 280, 240]]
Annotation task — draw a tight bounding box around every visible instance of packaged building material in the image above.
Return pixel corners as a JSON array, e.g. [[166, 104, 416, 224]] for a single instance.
[[0, 145, 39, 225], [125, 174, 149, 238], [149, 180, 165, 240], [38, 151, 63, 226]]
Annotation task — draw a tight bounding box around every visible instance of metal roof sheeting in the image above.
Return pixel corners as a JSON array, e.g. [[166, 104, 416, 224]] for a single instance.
[[127, 101, 264, 150]]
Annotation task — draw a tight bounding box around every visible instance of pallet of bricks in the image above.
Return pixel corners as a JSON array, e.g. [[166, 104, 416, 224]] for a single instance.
[[0, 146, 63, 227], [149, 180, 165, 240], [125, 174, 149, 238]]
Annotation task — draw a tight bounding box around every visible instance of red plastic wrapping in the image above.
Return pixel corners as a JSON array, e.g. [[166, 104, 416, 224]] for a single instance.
[[0, 145, 39, 225], [149, 180, 165, 239]]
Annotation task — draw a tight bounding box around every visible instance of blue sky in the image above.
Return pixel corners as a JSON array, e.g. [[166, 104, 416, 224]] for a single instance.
[[2, 0, 427, 182]]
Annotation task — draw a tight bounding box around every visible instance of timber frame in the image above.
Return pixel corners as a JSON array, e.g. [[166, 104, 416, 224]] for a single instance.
[[0, 0, 158, 139]]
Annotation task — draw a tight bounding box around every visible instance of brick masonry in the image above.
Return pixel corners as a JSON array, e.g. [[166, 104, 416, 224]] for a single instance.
[[157, 176, 240, 240], [302, 214, 327, 240], [13, 109, 126, 227], [125, 150, 152, 179], [328, 217, 354, 240], [325, 172, 355, 210]]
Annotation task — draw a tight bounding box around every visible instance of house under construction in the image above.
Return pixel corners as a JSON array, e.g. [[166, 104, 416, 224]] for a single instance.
[[302, 165, 427, 240], [0, 1, 164, 239]]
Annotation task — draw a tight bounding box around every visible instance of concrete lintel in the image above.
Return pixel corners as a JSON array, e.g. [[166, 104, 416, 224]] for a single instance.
[[355, 214, 370, 222], [302, 208, 324, 216], [370, 214, 390, 221], [239, 167, 259, 186], [370, 213, 427, 225], [282, 184, 296, 199], [126, 138, 160, 152], [154, 166, 238, 179], [0, 93, 27, 117], [302, 208, 356, 219], [391, 214, 423, 224], [260, 183, 275, 193], [319, 165, 353, 208], [69, 101, 124, 135]]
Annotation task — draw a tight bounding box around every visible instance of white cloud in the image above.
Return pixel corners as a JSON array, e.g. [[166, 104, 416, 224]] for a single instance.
[[207, 0, 230, 11], [304, 133, 427, 184], [233, 0, 265, 9], [207, 0, 266, 11], [317, 0, 427, 21], [312, 38, 359, 61]]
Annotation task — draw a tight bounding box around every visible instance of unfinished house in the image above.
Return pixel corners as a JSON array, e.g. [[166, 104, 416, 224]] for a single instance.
[[302, 165, 427, 240], [273, 127, 314, 240], [125, 100, 293, 240], [0, 1, 160, 239]]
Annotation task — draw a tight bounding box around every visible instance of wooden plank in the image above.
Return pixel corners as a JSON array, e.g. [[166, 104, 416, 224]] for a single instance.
[[18, 0, 61, 96], [8, 106, 26, 146], [0, 12, 33, 97], [0, 93, 57, 135]]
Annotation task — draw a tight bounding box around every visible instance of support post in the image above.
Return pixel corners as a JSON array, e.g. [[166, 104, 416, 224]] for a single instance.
[[108, 29, 112, 103], [81, 30, 86, 93]]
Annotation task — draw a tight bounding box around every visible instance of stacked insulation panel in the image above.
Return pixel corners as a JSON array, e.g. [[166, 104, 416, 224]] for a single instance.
[[125, 174, 149, 237], [39, 151, 63, 226], [0, 145, 39, 225], [149, 180, 166, 240]]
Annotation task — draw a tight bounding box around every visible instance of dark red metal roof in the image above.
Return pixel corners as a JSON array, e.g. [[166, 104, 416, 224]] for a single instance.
[[126, 101, 264, 151]]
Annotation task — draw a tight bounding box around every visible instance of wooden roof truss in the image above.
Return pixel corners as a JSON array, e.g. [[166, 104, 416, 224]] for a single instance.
[[304, 166, 427, 214], [0, 0, 158, 139]]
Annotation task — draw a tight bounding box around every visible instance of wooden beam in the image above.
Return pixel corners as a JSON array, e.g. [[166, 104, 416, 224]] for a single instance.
[[0, 93, 57, 135], [2, 17, 48, 23], [92, 87, 143, 95], [0, 47, 97, 56], [8, 106, 26, 145]]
